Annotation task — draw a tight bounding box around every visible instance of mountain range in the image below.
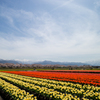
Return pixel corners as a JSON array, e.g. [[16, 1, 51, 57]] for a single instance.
[[0, 59, 100, 66], [34, 60, 89, 66], [0, 59, 19, 64]]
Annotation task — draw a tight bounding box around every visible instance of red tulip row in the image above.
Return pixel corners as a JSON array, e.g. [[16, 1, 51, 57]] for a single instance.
[[2, 71, 100, 86], [39, 70, 100, 73]]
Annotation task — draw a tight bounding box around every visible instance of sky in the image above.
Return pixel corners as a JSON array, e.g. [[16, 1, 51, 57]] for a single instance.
[[0, 0, 100, 62]]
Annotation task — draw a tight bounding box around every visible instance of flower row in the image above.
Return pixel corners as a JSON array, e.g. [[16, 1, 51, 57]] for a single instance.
[[1, 72, 100, 93], [0, 72, 88, 100], [0, 72, 100, 100], [3, 71, 100, 86], [0, 72, 86, 98], [40, 70, 100, 73], [0, 78, 37, 100]]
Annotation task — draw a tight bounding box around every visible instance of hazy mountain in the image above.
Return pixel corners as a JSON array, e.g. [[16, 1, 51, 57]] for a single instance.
[[86, 60, 100, 66], [34, 60, 89, 66], [0, 59, 100, 66], [0, 59, 19, 64], [0, 59, 35, 64]]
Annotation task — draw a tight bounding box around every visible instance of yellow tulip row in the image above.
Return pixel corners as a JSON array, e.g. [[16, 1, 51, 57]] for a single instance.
[[1, 72, 100, 92], [0, 72, 100, 100], [0, 72, 85, 100], [0, 78, 37, 100]]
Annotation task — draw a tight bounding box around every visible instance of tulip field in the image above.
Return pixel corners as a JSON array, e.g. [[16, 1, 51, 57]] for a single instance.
[[0, 70, 100, 100]]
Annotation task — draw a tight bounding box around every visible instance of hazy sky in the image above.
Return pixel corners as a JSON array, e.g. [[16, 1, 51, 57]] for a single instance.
[[0, 0, 100, 62]]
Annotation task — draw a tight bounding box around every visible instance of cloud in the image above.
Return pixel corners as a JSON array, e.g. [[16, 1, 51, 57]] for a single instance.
[[0, 5, 35, 35], [94, 0, 100, 8], [0, 1, 100, 62], [50, 0, 74, 11]]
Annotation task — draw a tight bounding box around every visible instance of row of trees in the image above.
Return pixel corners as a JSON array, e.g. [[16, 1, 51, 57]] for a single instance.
[[0, 63, 94, 70]]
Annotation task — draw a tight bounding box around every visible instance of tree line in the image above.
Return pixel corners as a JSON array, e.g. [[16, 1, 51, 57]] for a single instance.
[[0, 63, 95, 70]]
